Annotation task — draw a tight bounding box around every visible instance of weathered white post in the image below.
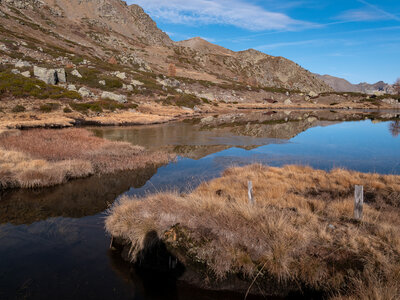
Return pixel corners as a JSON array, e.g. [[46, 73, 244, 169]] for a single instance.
[[248, 181, 254, 205], [354, 185, 364, 220]]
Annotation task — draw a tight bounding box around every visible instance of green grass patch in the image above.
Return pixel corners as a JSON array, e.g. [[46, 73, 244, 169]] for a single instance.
[[12, 105, 26, 113], [66, 68, 123, 90], [63, 107, 73, 113], [0, 71, 81, 100], [39, 103, 60, 113], [159, 94, 202, 108], [70, 100, 138, 114]]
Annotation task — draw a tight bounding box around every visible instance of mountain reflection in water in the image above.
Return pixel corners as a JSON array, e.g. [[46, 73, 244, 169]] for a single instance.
[[0, 110, 399, 300]]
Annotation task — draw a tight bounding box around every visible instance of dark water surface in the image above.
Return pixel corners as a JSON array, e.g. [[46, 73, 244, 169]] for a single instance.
[[1, 110, 399, 299]]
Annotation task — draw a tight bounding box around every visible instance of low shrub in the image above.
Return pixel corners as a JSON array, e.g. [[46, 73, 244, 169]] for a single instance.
[[39, 103, 60, 113], [70, 100, 138, 114], [160, 94, 202, 108], [12, 105, 26, 113]]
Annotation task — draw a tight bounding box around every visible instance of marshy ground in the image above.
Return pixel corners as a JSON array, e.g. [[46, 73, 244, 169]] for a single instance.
[[0, 128, 172, 189], [106, 164, 400, 299]]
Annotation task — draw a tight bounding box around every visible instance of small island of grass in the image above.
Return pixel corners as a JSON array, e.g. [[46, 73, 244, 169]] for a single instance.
[[106, 164, 400, 299]]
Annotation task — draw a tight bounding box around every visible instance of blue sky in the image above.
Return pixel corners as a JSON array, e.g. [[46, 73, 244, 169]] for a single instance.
[[127, 0, 400, 84]]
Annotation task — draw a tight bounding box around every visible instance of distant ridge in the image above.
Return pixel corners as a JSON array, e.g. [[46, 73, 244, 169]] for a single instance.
[[315, 74, 395, 95]]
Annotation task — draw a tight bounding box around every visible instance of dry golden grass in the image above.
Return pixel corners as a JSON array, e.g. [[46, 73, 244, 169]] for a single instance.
[[0, 128, 172, 189], [0, 148, 93, 189], [84, 111, 176, 126], [106, 164, 400, 299]]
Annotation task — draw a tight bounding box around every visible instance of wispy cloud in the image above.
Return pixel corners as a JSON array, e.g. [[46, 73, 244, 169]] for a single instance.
[[255, 39, 336, 50], [336, 0, 400, 23], [128, 0, 313, 31]]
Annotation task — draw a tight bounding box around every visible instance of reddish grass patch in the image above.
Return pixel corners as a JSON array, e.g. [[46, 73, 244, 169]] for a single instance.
[[0, 128, 172, 188]]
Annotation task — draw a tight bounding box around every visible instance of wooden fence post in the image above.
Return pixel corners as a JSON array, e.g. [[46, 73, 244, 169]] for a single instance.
[[248, 181, 254, 205], [354, 185, 364, 220]]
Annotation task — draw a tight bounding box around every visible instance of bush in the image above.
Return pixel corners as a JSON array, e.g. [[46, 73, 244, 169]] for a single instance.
[[160, 94, 202, 108], [70, 100, 138, 114], [12, 105, 26, 113], [63, 107, 72, 113], [39, 103, 60, 113]]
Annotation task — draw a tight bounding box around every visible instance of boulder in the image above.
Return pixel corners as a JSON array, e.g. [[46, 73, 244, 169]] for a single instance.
[[11, 69, 20, 74], [382, 98, 399, 105], [21, 71, 31, 78], [113, 71, 126, 80], [157, 77, 180, 88], [15, 60, 31, 68], [201, 116, 214, 123], [78, 87, 93, 98], [131, 80, 144, 86], [308, 91, 318, 98], [124, 84, 134, 92], [71, 69, 82, 78], [284, 99, 292, 105], [33, 66, 66, 85], [67, 84, 77, 91], [56, 68, 66, 83], [99, 80, 106, 86], [101, 91, 127, 103]]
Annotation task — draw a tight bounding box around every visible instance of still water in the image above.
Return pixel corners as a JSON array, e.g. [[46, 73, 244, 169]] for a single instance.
[[1, 110, 399, 299]]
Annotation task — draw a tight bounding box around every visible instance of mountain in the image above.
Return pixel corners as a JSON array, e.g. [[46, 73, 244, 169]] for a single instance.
[[0, 0, 332, 93], [316, 74, 395, 95]]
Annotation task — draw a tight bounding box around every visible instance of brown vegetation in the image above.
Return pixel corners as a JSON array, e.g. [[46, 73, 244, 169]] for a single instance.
[[0, 128, 172, 189], [106, 164, 400, 299]]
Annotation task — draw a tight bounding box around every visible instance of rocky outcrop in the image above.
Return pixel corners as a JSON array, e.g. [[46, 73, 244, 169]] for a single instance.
[[101, 91, 127, 103], [39, 0, 172, 47], [3, 0, 44, 9], [33, 66, 66, 85]]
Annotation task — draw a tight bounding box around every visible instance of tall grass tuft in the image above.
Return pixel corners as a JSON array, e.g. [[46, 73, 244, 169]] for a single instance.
[[106, 164, 400, 299]]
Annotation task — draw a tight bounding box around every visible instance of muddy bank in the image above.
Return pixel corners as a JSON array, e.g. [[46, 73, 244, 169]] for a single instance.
[[106, 164, 400, 299]]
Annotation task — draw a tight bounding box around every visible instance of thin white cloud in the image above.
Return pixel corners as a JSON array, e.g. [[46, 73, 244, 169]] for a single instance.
[[255, 39, 332, 50], [128, 0, 313, 31], [356, 0, 400, 21], [336, 8, 387, 22], [336, 0, 400, 23]]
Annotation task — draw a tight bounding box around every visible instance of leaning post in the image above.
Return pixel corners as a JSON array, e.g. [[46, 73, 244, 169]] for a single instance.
[[354, 185, 364, 220], [248, 181, 254, 205]]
